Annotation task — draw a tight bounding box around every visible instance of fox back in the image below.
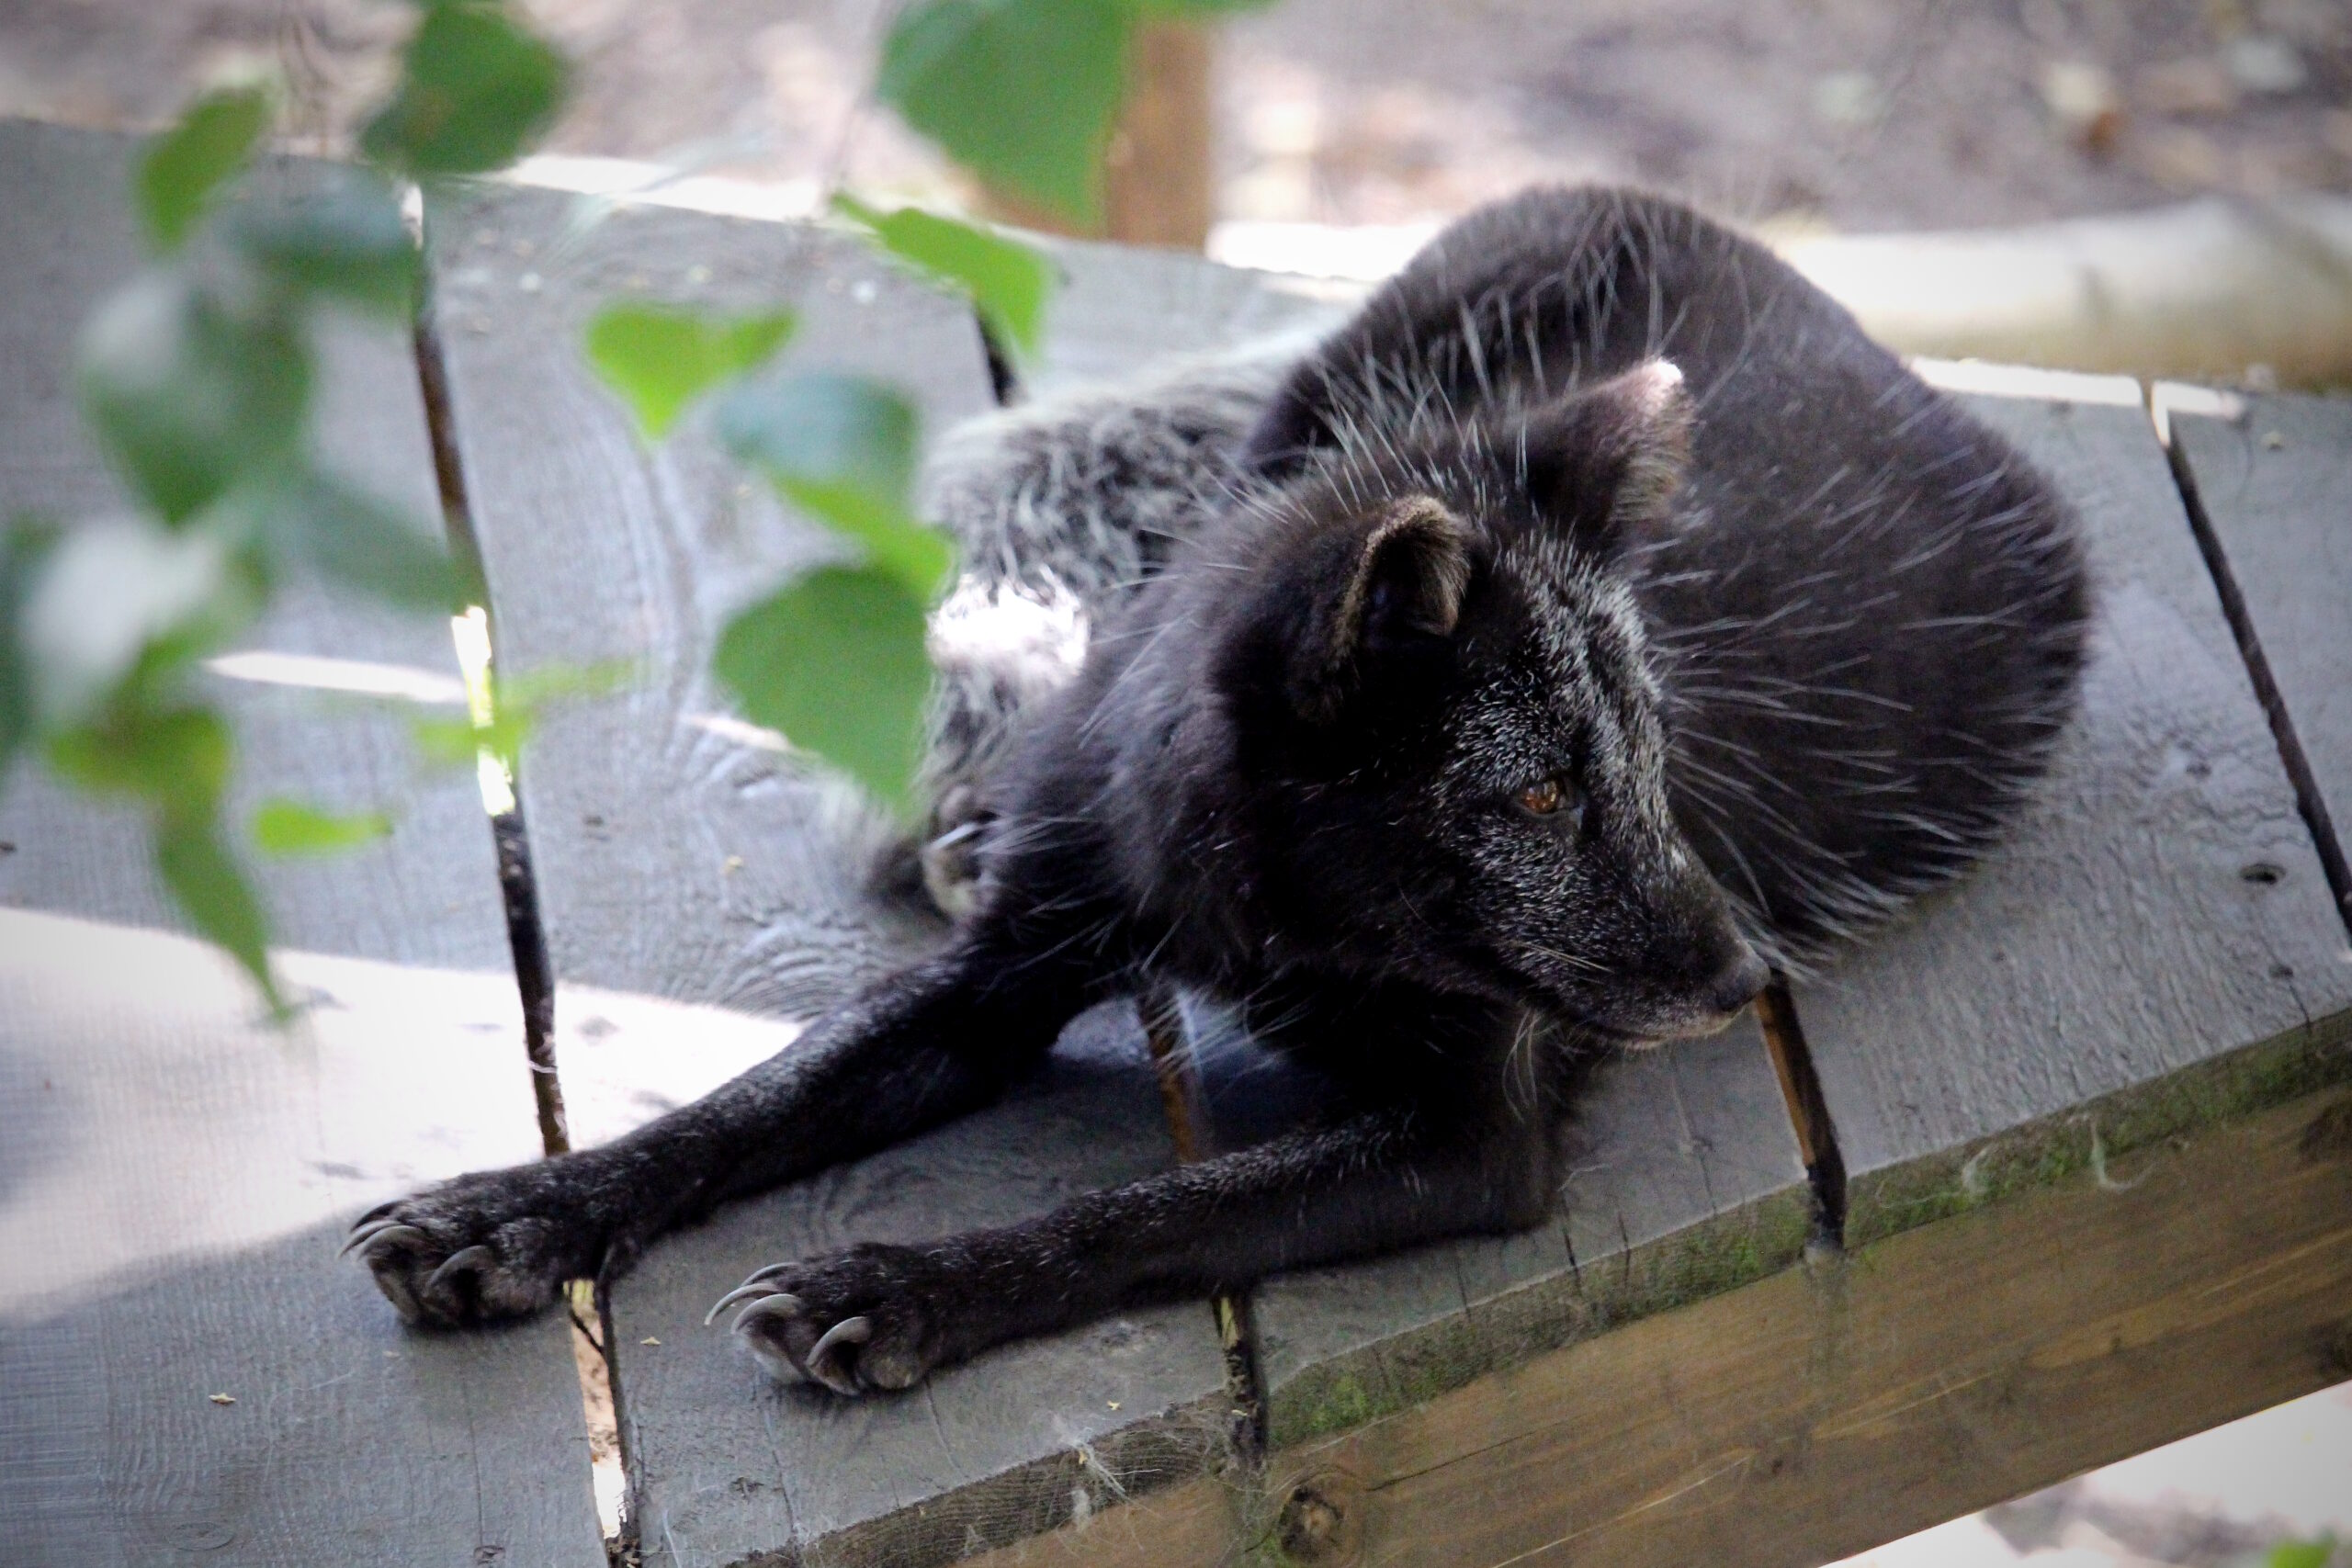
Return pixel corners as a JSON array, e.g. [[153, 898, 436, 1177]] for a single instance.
[[930, 187, 2089, 1027]]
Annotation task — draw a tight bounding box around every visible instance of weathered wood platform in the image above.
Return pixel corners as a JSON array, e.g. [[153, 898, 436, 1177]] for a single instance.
[[0, 119, 605, 1568], [3, 118, 2347, 1568]]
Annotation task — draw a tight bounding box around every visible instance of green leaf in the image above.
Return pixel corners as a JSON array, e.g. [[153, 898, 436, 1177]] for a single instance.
[[877, 0, 1132, 224], [583, 305, 796, 440], [157, 812, 285, 1016], [252, 797, 394, 856], [411, 712, 496, 771], [716, 565, 933, 813], [413, 700, 529, 776], [411, 660, 628, 774], [1123, 0, 1280, 12], [715, 372, 951, 599], [139, 85, 273, 254], [833, 197, 1053, 362], [77, 274, 310, 525], [498, 660, 635, 709], [0, 517, 61, 780], [20, 515, 248, 726], [53, 700, 285, 1010], [48, 704, 235, 818], [360, 1, 569, 176], [231, 167, 419, 319], [254, 470, 463, 613], [2268, 1540, 2335, 1568]]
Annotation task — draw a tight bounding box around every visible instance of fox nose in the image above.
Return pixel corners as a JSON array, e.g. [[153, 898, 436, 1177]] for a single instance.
[[1709, 945, 1770, 1014]]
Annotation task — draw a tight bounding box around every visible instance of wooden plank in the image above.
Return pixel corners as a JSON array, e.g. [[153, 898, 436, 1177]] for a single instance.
[[955, 1473, 1240, 1568], [0, 124, 493, 964], [1254, 1079, 2352, 1568], [0, 917, 605, 1568], [425, 182, 994, 1010], [1232, 1013, 1812, 1453], [1024, 237, 1356, 397], [427, 184, 1243, 1567], [1788, 368, 2352, 1248], [2166, 389, 2352, 926], [0, 118, 604, 1567], [580, 1001, 1239, 1568], [1025, 240, 1813, 1460]]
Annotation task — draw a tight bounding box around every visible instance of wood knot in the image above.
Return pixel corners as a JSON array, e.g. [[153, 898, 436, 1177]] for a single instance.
[[2299, 1100, 2352, 1163], [2320, 1320, 2352, 1380], [1280, 1485, 1343, 1561], [1275, 1471, 1364, 1564]]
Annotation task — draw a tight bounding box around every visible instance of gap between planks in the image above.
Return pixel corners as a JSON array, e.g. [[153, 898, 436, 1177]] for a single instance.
[[411, 282, 571, 1159], [390, 235, 2351, 1564], [980, 274, 1849, 1508], [2150, 383, 2352, 942], [1143, 980, 1275, 1464], [410, 209, 632, 1541], [966, 1080, 2352, 1568], [1752, 980, 1849, 1249]]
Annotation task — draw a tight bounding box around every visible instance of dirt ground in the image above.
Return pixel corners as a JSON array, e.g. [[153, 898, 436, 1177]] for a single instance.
[[0, 0, 2345, 235]]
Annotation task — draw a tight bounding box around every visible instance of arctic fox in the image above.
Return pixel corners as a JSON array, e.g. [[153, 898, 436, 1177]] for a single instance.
[[351, 187, 2087, 1396]]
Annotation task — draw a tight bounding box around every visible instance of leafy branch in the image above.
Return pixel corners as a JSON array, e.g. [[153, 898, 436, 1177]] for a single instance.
[[0, 0, 1262, 1012]]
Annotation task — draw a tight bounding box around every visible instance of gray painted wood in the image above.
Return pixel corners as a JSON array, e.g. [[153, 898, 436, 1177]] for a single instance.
[[427, 184, 990, 1014], [0, 915, 605, 1568], [1790, 374, 2352, 1247], [0, 118, 603, 1568], [1022, 239, 1811, 1453], [428, 187, 1239, 1567], [2169, 392, 2352, 900], [0, 119, 499, 964], [1229, 1010, 1812, 1451], [591, 1003, 1235, 1568], [1024, 235, 1356, 396], [1016, 246, 1812, 1453]]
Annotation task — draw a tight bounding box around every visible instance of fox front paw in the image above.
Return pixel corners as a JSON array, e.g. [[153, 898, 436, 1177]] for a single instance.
[[707, 1243, 964, 1395], [344, 1165, 605, 1327]]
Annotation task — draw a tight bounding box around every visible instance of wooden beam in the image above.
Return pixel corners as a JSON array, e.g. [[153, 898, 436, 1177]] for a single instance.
[[1776, 197, 2352, 389], [1103, 21, 1216, 252], [981, 20, 1217, 251], [1258, 1081, 2352, 1568]]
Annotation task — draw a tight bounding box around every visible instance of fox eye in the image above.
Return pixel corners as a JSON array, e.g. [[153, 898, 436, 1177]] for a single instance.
[[1514, 775, 1586, 822]]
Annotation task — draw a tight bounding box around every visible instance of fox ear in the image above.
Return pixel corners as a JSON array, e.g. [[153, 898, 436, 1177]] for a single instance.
[[1515, 359, 1692, 559], [1289, 496, 1472, 722]]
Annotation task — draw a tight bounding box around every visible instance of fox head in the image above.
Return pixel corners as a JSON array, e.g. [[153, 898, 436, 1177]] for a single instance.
[[1194, 359, 1766, 1042]]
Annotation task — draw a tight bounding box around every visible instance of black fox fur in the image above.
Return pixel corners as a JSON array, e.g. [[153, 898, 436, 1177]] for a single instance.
[[350, 187, 2088, 1397]]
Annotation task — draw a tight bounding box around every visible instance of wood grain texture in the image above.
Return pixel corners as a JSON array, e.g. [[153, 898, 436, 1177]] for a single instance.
[[1027, 240, 1814, 1459], [1789, 378, 2352, 1247], [0, 919, 605, 1568], [0, 119, 602, 1568], [601, 1003, 1237, 1568], [1231, 1015, 1811, 1453], [429, 186, 1244, 1566], [956, 1473, 1242, 1568], [2168, 391, 2352, 911], [1023, 237, 1355, 397], [427, 182, 990, 1013], [1254, 1081, 2352, 1568]]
